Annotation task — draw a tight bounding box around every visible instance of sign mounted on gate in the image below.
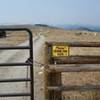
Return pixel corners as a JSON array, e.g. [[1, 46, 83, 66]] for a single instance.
[[52, 45, 69, 57]]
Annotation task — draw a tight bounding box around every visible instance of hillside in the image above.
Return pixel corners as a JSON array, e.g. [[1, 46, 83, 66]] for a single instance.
[[31, 26, 100, 100], [57, 24, 100, 32], [0, 25, 100, 100]]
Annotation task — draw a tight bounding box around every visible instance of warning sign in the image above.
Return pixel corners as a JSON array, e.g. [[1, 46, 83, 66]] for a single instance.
[[52, 45, 69, 57]]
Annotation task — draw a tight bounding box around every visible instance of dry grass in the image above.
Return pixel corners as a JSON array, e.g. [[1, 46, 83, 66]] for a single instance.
[[40, 27, 100, 100], [0, 29, 37, 46], [0, 27, 100, 100], [0, 31, 28, 46]]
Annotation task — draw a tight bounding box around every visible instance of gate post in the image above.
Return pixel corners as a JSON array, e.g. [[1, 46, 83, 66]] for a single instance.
[[48, 72, 62, 100], [45, 42, 62, 100]]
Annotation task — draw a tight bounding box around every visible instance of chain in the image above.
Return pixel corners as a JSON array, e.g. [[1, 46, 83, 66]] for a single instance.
[[33, 60, 49, 68], [25, 57, 48, 68], [25, 58, 49, 87]]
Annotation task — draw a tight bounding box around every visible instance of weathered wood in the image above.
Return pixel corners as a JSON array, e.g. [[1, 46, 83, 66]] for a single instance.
[[45, 42, 100, 100], [48, 73, 62, 100], [46, 42, 100, 47], [47, 85, 100, 91], [48, 65, 100, 72], [0, 31, 6, 38], [53, 56, 100, 64]]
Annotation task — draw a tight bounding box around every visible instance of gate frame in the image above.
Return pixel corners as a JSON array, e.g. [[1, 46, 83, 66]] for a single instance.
[[0, 28, 34, 100], [45, 42, 100, 100]]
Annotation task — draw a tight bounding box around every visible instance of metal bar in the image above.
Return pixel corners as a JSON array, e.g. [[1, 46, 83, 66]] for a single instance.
[[47, 85, 100, 91], [53, 55, 100, 64], [46, 42, 100, 47], [0, 28, 34, 100], [0, 93, 31, 97], [48, 73, 62, 100], [0, 63, 31, 66], [0, 78, 31, 83], [48, 65, 100, 72], [0, 46, 30, 50], [29, 29, 34, 100]]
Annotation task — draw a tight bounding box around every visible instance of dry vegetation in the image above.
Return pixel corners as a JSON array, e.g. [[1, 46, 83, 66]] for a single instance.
[[36, 27, 100, 100], [0, 26, 100, 100], [0, 31, 28, 46]]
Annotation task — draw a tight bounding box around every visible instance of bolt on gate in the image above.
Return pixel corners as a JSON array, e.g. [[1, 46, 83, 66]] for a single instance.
[[0, 28, 34, 100], [45, 42, 100, 100]]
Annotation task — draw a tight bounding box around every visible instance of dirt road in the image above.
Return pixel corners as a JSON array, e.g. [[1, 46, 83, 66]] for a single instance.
[[0, 35, 45, 100]]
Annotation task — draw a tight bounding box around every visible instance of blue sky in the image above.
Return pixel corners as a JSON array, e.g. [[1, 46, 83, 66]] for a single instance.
[[0, 0, 100, 26]]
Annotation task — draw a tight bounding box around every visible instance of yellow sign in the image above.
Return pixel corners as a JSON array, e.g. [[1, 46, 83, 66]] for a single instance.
[[52, 45, 69, 57]]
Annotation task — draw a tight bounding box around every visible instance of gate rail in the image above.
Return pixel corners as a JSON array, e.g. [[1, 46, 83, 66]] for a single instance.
[[45, 42, 100, 100], [0, 28, 34, 100]]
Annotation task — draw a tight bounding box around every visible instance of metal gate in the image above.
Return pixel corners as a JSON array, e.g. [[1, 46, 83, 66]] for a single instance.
[[45, 42, 100, 100], [0, 28, 34, 100]]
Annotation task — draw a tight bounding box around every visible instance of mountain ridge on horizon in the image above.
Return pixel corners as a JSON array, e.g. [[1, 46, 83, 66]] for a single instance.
[[0, 24, 100, 32], [56, 24, 100, 32]]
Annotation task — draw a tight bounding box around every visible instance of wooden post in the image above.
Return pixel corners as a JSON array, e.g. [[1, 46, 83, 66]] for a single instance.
[[45, 42, 100, 100], [48, 65, 100, 72], [48, 72, 62, 100], [45, 43, 62, 100], [0, 31, 6, 38]]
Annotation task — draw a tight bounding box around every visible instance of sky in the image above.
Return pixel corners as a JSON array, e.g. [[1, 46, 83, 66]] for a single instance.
[[0, 0, 100, 26]]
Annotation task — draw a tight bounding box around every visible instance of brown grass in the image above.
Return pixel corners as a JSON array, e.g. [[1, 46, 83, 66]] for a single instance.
[[0, 27, 100, 100], [41, 27, 100, 100]]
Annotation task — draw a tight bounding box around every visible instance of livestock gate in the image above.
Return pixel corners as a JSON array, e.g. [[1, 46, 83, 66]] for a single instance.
[[45, 42, 100, 100], [0, 28, 34, 100]]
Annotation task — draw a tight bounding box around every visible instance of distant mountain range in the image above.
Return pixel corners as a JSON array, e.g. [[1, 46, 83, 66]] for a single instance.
[[0, 24, 58, 29], [0, 24, 34, 29], [57, 24, 100, 32], [0, 24, 100, 32]]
